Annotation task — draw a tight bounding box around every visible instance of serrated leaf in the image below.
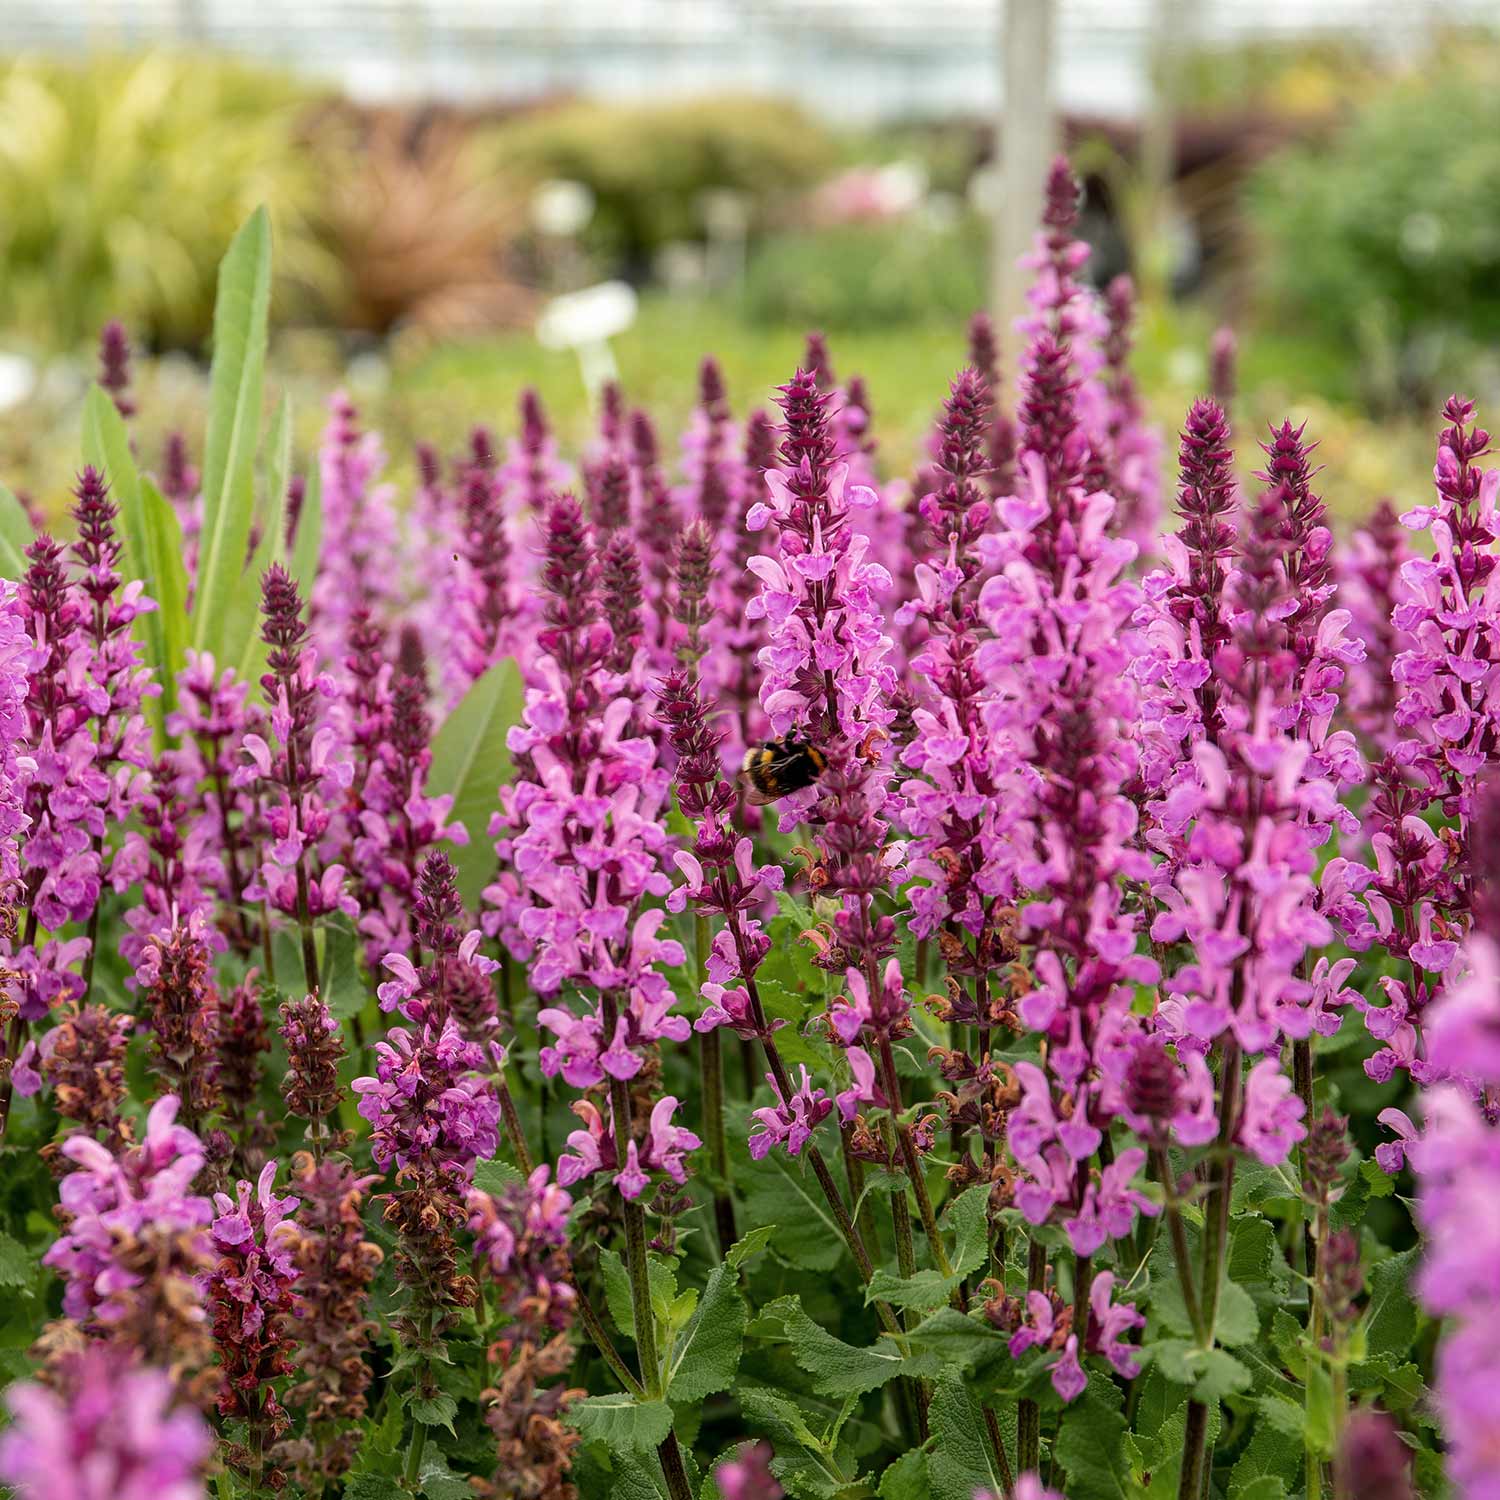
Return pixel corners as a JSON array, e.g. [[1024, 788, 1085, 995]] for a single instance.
[[742, 1152, 847, 1273], [1150, 1339, 1252, 1402], [1304, 1361, 1336, 1459], [1269, 1308, 1306, 1381], [0, 1232, 35, 1289], [1228, 1423, 1301, 1496], [1362, 1247, 1419, 1361], [765, 1296, 915, 1398], [473, 1158, 525, 1196], [865, 1265, 957, 1313], [1232, 1480, 1288, 1500], [725, 1224, 777, 1270], [417, 1456, 475, 1499], [568, 1394, 674, 1454], [1054, 1379, 1130, 1500], [667, 1263, 745, 1401], [406, 1392, 458, 1435], [928, 1370, 1005, 1500], [601, 1250, 677, 1342], [428, 658, 524, 908], [195, 207, 272, 660], [1213, 1277, 1261, 1347], [902, 1306, 1008, 1370], [320, 920, 365, 1019], [345, 1477, 405, 1500], [945, 1184, 990, 1278], [878, 1451, 928, 1499], [1254, 1393, 1305, 1438], [1360, 1156, 1397, 1199], [0, 482, 33, 577]]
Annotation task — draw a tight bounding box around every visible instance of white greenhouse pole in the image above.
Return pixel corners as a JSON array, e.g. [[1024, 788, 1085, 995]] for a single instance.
[[992, 0, 1057, 379]]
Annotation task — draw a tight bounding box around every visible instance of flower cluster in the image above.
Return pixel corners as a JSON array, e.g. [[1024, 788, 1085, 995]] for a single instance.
[[0, 1346, 211, 1500]]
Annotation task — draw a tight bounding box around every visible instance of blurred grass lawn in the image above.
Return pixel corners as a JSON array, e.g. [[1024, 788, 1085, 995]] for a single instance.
[[2, 291, 1440, 527]]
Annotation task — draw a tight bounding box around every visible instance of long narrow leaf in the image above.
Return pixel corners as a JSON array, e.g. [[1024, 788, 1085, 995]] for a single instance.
[[0, 484, 34, 578], [225, 391, 294, 684], [427, 659, 524, 909], [82, 386, 188, 742], [192, 206, 273, 658], [287, 464, 322, 598]]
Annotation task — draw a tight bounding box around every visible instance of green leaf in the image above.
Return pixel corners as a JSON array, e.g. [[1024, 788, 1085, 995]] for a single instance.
[[568, 1394, 674, 1454], [1362, 1247, 1419, 1361], [1151, 1339, 1253, 1402], [742, 1152, 847, 1273], [1254, 1393, 1305, 1439], [1232, 1480, 1289, 1500], [667, 1264, 746, 1402], [82, 387, 188, 740], [902, 1306, 1009, 1370], [1361, 1156, 1397, 1199], [878, 1452, 929, 1500], [0, 483, 33, 577], [473, 1158, 525, 1196], [765, 1296, 915, 1398], [223, 391, 294, 686], [194, 206, 273, 660], [428, 659, 525, 908], [1228, 1425, 1301, 1496], [724, 1224, 777, 1270], [1269, 1308, 1306, 1382], [928, 1371, 1004, 1500], [1055, 1378, 1130, 1500], [736, 1389, 849, 1500], [0, 1232, 35, 1289], [1304, 1361, 1336, 1459], [405, 1392, 458, 1436], [345, 1478, 405, 1500], [600, 1249, 677, 1342], [288, 462, 322, 595], [1213, 1277, 1261, 1347], [320, 921, 366, 1020], [865, 1266, 957, 1313], [416, 1457, 474, 1500], [945, 1184, 990, 1278]]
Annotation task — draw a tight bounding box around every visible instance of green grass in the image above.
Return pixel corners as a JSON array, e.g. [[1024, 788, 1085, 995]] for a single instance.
[[1, 290, 1438, 526]]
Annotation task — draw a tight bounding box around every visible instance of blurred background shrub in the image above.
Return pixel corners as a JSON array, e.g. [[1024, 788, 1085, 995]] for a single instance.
[[1247, 47, 1500, 410], [0, 54, 335, 350], [486, 96, 838, 273], [743, 216, 986, 331]]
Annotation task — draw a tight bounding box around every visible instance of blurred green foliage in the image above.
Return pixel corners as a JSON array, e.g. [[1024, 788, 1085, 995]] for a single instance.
[[0, 54, 336, 351], [1249, 52, 1500, 408], [488, 96, 838, 266], [743, 217, 986, 331]]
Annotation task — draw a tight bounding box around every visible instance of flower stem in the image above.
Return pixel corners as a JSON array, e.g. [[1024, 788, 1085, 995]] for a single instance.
[[876, 1034, 952, 1278], [1150, 1142, 1207, 1346], [404, 1310, 434, 1491], [1017, 1236, 1047, 1471], [1292, 1034, 1315, 1278], [695, 914, 736, 1255], [1179, 1035, 1243, 1498]]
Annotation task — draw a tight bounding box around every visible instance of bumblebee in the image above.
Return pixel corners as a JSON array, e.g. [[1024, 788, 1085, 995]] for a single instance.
[[738, 736, 827, 805]]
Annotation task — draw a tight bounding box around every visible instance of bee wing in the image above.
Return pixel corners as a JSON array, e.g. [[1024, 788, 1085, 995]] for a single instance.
[[735, 767, 780, 806]]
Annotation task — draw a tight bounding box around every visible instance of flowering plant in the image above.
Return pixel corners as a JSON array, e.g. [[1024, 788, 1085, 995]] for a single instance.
[[0, 166, 1481, 1500]]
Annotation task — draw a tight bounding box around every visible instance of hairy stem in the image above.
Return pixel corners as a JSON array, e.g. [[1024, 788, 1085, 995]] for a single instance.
[[695, 915, 736, 1254], [1151, 1141, 1207, 1346], [1017, 1236, 1047, 1472]]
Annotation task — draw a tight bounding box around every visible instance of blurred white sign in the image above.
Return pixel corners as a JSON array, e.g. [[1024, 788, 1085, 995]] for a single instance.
[[536, 280, 638, 401]]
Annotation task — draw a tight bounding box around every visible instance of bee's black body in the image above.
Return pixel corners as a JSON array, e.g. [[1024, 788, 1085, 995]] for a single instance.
[[737, 737, 828, 804]]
